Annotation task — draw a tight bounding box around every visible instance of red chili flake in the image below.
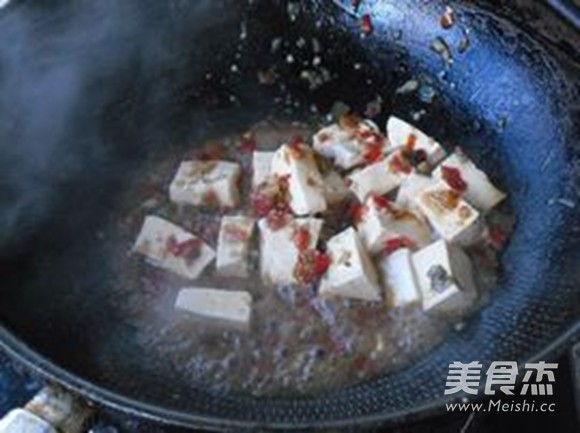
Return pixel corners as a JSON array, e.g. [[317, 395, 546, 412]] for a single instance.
[[166, 236, 202, 260], [357, 129, 384, 148], [441, 165, 468, 192], [489, 228, 508, 250], [383, 236, 416, 256], [239, 134, 256, 154], [294, 250, 332, 285], [360, 14, 374, 36], [266, 209, 290, 231], [314, 251, 332, 276], [289, 134, 305, 148], [293, 227, 312, 252], [251, 190, 275, 217], [390, 154, 413, 174], [371, 194, 393, 210], [348, 202, 368, 224], [406, 133, 418, 152], [201, 189, 220, 207], [363, 145, 383, 164]]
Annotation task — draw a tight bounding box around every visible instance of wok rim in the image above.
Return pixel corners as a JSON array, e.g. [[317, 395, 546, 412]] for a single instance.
[[1, 0, 579, 430], [1, 322, 579, 431]]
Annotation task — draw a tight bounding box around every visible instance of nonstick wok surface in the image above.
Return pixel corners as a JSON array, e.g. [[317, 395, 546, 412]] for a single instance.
[[0, 0, 579, 430]]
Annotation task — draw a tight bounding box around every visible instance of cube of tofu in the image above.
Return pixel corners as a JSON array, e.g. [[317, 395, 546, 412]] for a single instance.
[[319, 227, 381, 301], [271, 143, 327, 215], [415, 183, 483, 246], [169, 160, 241, 208], [396, 173, 438, 212], [387, 116, 446, 165], [322, 170, 350, 205], [356, 197, 432, 254], [378, 248, 421, 308], [313, 124, 364, 169], [216, 216, 255, 278], [433, 152, 506, 212], [313, 119, 387, 170], [252, 151, 275, 189], [412, 240, 477, 315], [175, 288, 252, 329], [259, 217, 324, 285], [348, 153, 407, 202], [132, 216, 215, 280]]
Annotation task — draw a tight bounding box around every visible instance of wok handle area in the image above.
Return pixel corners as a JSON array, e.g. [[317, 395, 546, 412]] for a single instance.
[[0, 386, 92, 433]]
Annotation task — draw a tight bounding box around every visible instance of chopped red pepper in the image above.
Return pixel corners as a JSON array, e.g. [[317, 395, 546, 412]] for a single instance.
[[361, 14, 374, 36], [406, 133, 418, 152], [294, 249, 332, 285], [348, 202, 368, 224], [289, 134, 304, 146], [441, 165, 468, 192], [166, 236, 202, 260], [363, 145, 383, 164], [201, 189, 220, 207], [383, 236, 416, 256], [371, 194, 393, 210], [239, 134, 256, 154], [251, 189, 275, 217], [314, 251, 332, 275], [293, 227, 312, 252], [390, 154, 413, 174], [489, 228, 508, 250]]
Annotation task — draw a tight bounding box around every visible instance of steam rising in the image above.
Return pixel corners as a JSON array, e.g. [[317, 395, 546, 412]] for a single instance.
[[0, 0, 242, 249]]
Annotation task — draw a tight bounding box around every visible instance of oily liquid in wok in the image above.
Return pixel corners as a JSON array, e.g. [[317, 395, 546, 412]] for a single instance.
[[109, 119, 513, 396]]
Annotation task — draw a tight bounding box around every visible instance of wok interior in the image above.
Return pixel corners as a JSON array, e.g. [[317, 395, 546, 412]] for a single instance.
[[0, 0, 578, 426]]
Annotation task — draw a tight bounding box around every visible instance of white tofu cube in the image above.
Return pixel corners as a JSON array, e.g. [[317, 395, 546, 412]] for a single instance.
[[259, 217, 324, 285], [377, 248, 421, 308], [396, 173, 438, 212], [387, 116, 446, 165], [271, 143, 327, 215], [313, 124, 364, 170], [415, 183, 483, 246], [412, 240, 477, 315], [356, 197, 432, 254], [169, 160, 241, 208], [252, 151, 275, 189], [132, 216, 215, 280], [175, 288, 252, 329], [216, 216, 255, 278], [347, 153, 407, 202], [313, 119, 387, 170], [322, 170, 350, 205], [319, 227, 381, 301], [433, 152, 506, 212]]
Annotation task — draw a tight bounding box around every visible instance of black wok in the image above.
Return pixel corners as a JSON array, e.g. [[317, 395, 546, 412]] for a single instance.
[[0, 0, 579, 430]]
